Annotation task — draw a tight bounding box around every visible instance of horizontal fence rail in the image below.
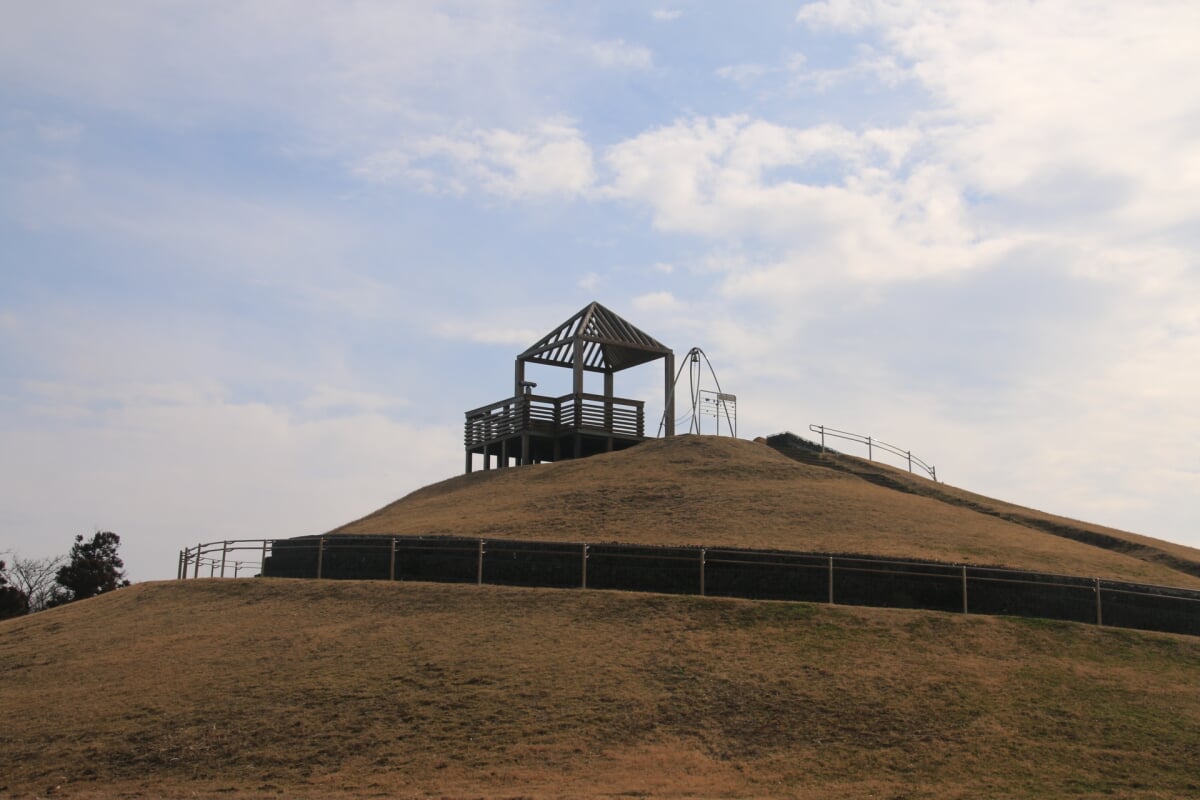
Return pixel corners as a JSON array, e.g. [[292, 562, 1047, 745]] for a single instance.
[[810, 424, 937, 481], [465, 393, 645, 447], [177, 536, 1200, 638]]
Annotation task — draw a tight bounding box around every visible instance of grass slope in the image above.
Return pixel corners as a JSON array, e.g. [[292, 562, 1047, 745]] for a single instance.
[[335, 435, 1200, 589], [3, 579, 1200, 799]]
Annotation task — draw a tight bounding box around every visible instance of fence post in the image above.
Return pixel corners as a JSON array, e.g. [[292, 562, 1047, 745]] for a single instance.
[[931, 465, 937, 483], [907, 451, 913, 473], [477, 539, 484, 586], [390, 538, 397, 581], [194, 543, 202, 579], [819, 425, 825, 452], [261, 540, 268, 576], [316, 537, 325, 579], [828, 556, 835, 604], [1095, 578, 1103, 626], [867, 436, 873, 461], [962, 565, 968, 614], [581, 543, 588, 589], [220, 541, 229, 578], [177, 550, 184, 580], [699, 548, 706, 597]]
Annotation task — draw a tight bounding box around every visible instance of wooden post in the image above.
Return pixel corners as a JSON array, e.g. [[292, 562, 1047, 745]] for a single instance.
[[867, 436, 873, 461], [581, 543, 588, 589], [604, 370, 614, 432], [819, 425, 825, 452], [699, 548, 706, 596], [194, 543, 202, 579], [220, 541, 229, 578], [962, 565, 968, 614], [390, 538, 397, 581], [316, 537, 325, 579], [1095, 578, 1103, 626], [828, 556, 834, 604], [908, 451, 913, 473], [177, 550, 184, 580], [261, 540, 268, 576], [477, 539, 485, 585]]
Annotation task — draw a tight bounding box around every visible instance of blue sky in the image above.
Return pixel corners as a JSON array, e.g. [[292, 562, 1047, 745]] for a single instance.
[[3, 1, 1199, 580]]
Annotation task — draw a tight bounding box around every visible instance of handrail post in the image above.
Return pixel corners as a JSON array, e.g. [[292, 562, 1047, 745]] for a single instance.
[[261, 540, 268, 576], [477, 539, 485, 586], [819, 425, 825, 452], [828, 556, 834, 604], [177, 550, 184, 580], [390, 537, 397, 581], [907, 450, 912, 473], [194, 543, 202, 579], [867, 436, 873, 461], [581, 543, 588, 589], [962, 565, 968, 614], [316, 537, 324, 579], [220, 541, 229, 578]]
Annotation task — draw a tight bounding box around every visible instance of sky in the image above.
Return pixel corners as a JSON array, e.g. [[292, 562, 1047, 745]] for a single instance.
[[2, 1, 1199, 582]]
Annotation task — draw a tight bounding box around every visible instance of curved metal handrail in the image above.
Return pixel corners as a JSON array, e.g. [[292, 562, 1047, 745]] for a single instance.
[[809, 424, 937, 481]]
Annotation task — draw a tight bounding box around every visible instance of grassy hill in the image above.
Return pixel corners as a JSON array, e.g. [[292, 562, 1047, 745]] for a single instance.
[[5, 433, 1200, 799], [334, 435, 1200, 589], [3, 580, 1200, 799]]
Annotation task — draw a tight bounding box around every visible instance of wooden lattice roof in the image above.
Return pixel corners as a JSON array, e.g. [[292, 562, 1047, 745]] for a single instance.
[[518, 302, 672, 372]]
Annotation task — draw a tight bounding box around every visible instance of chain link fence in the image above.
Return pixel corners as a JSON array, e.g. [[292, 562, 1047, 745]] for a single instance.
[[178, 535, 1200, 637]]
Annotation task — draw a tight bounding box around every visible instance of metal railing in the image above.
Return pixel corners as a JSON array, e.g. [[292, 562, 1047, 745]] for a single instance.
[[175, 536, 1200, 638], [810, 424, 937, 481], [177, 539, 271, 579]]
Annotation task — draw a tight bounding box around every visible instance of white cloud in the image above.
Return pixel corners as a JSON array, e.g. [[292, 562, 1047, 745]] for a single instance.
[[652, 10, 682, 22], [591, 39, 653, 70], [714, 63, 770, 84], [356, 120, 596, 198], [603, 115, 982, 283], [632, 291, 683, 313]]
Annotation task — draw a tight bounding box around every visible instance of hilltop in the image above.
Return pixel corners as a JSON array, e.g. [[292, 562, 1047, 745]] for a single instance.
[[333, 434, 1200, 589]]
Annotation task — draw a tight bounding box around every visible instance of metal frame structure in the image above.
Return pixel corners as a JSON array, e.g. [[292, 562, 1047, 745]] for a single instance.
[[464, 302, 675, 472]]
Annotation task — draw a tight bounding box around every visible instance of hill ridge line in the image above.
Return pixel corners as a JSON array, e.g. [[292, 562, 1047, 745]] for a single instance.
[[765, 432, 1200, 581]]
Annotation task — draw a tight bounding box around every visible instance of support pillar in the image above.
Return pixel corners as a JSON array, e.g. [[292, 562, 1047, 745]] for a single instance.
[[664, 352, 675, 436]]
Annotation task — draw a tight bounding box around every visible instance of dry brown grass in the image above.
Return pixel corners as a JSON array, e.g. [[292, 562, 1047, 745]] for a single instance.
[[8, 434, 1200, 799], [3, 579, 1200, 799], [335, 435, 1200, 588]]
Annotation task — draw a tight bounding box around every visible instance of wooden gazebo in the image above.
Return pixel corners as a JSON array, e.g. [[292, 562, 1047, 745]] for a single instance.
[[464, 302, 675, 472]]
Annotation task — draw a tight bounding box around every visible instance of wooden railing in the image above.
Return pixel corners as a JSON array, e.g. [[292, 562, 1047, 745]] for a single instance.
[[464, 393, 645, 447]]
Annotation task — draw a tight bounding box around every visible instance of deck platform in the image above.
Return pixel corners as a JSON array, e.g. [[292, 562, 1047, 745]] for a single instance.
[[464, 392, 646, 470]]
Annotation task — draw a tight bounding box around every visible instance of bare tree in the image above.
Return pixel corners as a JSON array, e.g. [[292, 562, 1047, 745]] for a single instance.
[[8, 554, 66, 613], [1, 559, 29, 619]]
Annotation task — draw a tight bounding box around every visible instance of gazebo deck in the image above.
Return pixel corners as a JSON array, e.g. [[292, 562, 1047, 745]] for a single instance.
[[464, 392, 646, 470]]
